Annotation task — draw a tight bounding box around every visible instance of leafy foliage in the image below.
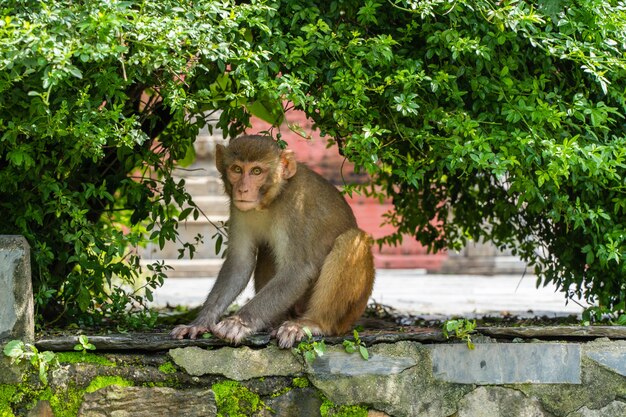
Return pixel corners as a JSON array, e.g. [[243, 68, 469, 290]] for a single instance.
[[3, 340, 58, 385], [0, 0, 272, 326], [443, 319, 477, 350], [342, 329, 369, 360], [73, 335, 96, 354], [259, 0, 626, 317], [293, 327, 327, 363], [2, 0, 625, 327]]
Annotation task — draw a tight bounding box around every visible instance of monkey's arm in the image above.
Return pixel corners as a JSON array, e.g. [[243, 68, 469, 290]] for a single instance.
[[170, 241, 256, 340], [212, 260, 317, 343]]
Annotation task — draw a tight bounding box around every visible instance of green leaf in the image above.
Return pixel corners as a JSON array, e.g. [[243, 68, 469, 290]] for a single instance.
[[359, 345, 369, 360], [247, 97, 284, 126], [3, 340, 25, 359]]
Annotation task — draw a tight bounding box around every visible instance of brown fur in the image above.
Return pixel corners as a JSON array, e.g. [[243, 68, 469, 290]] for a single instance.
[[170, 135, 375, 348]]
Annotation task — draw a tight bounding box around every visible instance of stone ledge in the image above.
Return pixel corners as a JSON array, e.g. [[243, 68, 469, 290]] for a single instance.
[[3, 338, 626, 417], [34, 326, 626, 353]]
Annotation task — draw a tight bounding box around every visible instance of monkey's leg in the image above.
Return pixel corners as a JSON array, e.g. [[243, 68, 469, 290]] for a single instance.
[[276, 229, 375, 348]]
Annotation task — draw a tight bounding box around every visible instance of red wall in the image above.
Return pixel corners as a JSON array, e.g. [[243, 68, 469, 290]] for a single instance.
[[246, 110, 447, 270]]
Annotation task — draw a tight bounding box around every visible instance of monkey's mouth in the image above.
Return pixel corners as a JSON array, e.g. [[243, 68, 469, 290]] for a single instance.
[[234, 200, 258, 211]]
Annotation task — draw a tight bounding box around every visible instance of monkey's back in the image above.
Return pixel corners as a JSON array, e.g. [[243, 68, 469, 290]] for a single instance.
[[271, 162, 358, 259]]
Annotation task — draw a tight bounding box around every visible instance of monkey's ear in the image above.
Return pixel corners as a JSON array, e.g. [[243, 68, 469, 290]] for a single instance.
[[280, 150, 297, 179], [215, 144, 226, 173]]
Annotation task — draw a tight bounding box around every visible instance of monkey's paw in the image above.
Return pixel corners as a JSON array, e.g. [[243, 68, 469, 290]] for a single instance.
[[170, 324, 210, 340], [212, 316, 253, 345], [276, 321, 322, 349]]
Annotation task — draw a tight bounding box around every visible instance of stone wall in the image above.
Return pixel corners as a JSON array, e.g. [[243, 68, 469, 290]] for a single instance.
[[1, 335, 625, 417], [1, 232, 625, 416]]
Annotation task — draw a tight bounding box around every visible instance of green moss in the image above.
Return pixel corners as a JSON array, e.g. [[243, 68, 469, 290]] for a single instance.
[[0, 385, 17, 417], [212, 380, 266, 417], [158, 361, 177, 374], [292, 377, 310, 388], [1, 380, 85, 417], [85, 376, 133, 394], [320, 396, 368, 417], [40, 384, 84, 417], [56, 352, 116, 367]]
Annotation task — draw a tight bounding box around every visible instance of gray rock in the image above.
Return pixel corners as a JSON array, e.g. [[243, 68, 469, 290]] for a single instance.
[[78, 386, 216, 417], [584, 339, 626, 377], [431, 343, 581, 384], [265, 387, 323, 417], [0, 356, 26, 384], [457, 386, 552, 417], [517, 350, 626, 416], [0, 236, 34, 342], [307, 341, 472, 417], [310, 349, 417, 377], [169, 345, 302, 380], [568, 401, 626, 417]]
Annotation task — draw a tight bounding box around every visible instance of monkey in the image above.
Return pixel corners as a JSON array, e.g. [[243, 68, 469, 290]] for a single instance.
[[170, 134, 375, 348]]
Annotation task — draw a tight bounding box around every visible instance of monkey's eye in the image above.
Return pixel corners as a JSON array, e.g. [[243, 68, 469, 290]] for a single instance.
[[250, 167, 263, 175], [231, 165, 243, 174]]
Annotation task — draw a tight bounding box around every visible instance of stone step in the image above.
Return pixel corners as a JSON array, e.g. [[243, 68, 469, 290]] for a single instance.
[[139, 215, 228, 260], [176, 175, 224, 196], [140, 258, 224, 278], [189, 195, 229, 217]]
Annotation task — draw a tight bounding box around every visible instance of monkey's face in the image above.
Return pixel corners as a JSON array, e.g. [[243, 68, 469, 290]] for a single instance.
[[226, 161, 273, 211]]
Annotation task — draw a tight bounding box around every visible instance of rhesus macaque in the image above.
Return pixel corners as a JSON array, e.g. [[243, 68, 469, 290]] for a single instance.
[[170, 135, 375, 348]]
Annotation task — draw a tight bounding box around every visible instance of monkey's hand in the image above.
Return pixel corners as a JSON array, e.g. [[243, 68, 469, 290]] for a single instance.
[[276, 321, 323, 349], [169, 324, 211, 340], [212, 315, 254, 345]]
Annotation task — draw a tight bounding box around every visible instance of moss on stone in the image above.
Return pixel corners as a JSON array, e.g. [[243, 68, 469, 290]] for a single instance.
[[212, 380, 267, 417], [85, 376, 133, 394], [320, 395, 368, 417], [0, 384, 17, 417], [1, 378, 85, 417], [292, 377, 310, 388], [158, 361, 177, 374], [55, 352, 116, 367], [40, 384, 85, 417]]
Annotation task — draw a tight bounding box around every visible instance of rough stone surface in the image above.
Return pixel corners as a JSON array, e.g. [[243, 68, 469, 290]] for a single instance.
[[431, 343, 581, 384], [584, 339, 626, 377], [0, 356, 25, 384], [457, 386, 552, 417], [518, 354, 626, 416], [310, 349, 417, 377], [0, 235, 34, 342], [78, 386, 216, 417], [568, 401, 626, 417], [264, 387, 323, 417], [169, 345, 302, 380], [307, 341, 472, 417]]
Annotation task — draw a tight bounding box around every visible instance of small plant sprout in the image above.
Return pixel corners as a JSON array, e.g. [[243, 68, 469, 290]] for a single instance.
[[293, 327, 326, 363], [73, 335, 96, 354], [343, 329, 369, 360], [3, 340, 58, 385], [443, 319, 477, 350]]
